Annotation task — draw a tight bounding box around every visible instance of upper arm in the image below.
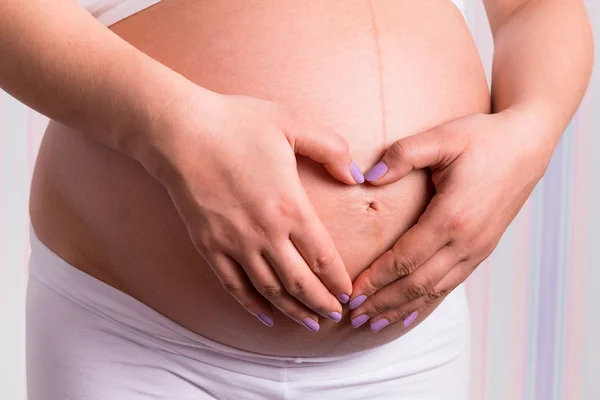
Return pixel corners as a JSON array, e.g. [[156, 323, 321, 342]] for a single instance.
[[482, 0, 532, 34]]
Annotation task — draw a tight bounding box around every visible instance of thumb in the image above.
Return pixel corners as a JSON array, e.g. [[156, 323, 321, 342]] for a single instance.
[[284, 114, 364, 185], [364, 125, 460, 185]]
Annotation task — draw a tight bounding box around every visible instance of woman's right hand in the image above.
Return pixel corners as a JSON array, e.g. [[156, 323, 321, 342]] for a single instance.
[[138, 88, 363, 331]]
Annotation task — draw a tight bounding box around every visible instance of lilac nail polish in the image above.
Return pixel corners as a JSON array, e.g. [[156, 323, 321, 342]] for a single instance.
[[370, 318, 390, 332], [351, 314, 369, 328], [256, 312, 274, 327], [364, 161, 388, 182], [349, 161, 365, 184], [349, 295, 367, 310], [327, 312, 342, 322], [403, 311, 419, 328], [302, 317, 320, 332], [337, 293, 350, 304]]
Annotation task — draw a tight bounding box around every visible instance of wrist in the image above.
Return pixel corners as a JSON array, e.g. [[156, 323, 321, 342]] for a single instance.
[[130, 79, 223, 184], [495, 102, 564, 178]]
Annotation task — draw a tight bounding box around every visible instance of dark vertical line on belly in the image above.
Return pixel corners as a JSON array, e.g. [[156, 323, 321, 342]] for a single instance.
[[367, 0, 387, 148]]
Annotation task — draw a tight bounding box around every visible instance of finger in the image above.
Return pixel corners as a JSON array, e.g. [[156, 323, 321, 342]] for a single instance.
[[364, 126, 461, 185], [367, 297, 432, 333], [366, 260, 472, 333], [263, 241, 343, 322], [240, 252, 322, 332], [349, 245, 458, 322], [283, 113, 363, 184], [290, 203, 353, 305], [430, 260, 475, 299], [207, 253, 275, 327], [349, 209, 448, 310]]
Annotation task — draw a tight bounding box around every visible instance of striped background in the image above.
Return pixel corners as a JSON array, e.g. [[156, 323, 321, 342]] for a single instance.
[[0, 1, 598, 399]]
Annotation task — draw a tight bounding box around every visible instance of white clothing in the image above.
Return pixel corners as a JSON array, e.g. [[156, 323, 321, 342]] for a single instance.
[[26, 226, 471, 399], [78, 0, 466, 27]]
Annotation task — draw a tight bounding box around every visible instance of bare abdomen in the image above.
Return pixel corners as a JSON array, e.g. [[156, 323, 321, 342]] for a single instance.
[[30, 0, 489, 356]]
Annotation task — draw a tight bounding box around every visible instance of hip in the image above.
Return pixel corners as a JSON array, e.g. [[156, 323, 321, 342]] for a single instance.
[[27, 224, 471, 399], [27, 223, 470, 357]]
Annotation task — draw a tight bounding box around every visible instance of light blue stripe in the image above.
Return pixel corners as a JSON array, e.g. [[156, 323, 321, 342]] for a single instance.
[[554, 119, 575, 400], [535, 136, 564, 400], [526, 175, 543, 400]]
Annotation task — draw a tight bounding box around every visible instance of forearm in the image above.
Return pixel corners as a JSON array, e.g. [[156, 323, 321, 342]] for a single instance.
[[485, 0, 594, 159], [0, 0, 206, 160]]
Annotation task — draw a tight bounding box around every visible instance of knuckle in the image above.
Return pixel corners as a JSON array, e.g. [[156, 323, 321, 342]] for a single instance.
[[403, 281, 429, 300], [446, 210, 472, 235], [388, 139, 412, 162], [372, 299, 389, 315], [260, 195, 300, 227], [310, 247, 337, 274], [462, 233, 497, 262], [426, 287, 447, 303], [391, 252, 419, 278], [331, 136, 350, 158], [252, 200, 298, 238], [235, 294, 257, 309], [480, 236, 500, 259], [274, 194, 300, 221], [221, 280, 244, 296], [453, 243, 471, 263], [258, 283, 283, 299], [393, 308, 411, 322], [190, 231, 213, 253], [362, 276, 381, 294], [285, 274, 310, 297]]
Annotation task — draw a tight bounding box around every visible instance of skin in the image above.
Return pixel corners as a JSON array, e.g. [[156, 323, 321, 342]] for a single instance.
[[349, 0, 594, 332], [1, 0, 358, 326], [7, 0, 490, 356], [1, 0, 590, 358]]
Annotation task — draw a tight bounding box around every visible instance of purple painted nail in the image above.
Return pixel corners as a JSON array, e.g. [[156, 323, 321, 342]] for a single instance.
[[256, 312, 274, 327], [370, 318, 390, 332], [403, 311, 419, 328], [349, 295, 367, 310], [327, 312, 342, 322], [349, 161, 365, 184], [351, 314, 369, 328], [364, 161, 388, 182], [337, 293, 350, 304], [301, 317, 320, 332]]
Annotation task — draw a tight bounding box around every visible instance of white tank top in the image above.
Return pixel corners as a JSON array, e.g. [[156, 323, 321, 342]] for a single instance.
[[80, 0, 466, 27], [78, 0, 161, 26]]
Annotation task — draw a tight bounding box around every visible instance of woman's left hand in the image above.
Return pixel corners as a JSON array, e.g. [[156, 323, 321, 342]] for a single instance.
[[348, 109, 554, 332]]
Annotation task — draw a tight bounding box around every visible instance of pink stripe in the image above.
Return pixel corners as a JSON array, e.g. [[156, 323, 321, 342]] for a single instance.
[[480, 260, 491, 399], [467, 260, 491, 400], [509, 197, 534, 400], [562, 106, 590, 400]]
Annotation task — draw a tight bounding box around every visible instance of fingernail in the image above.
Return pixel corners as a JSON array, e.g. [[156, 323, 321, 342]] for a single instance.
[[364, 161, 388, 182], [327, 311, 342, 322], [403, 311, 419, 328], [337, 293, 350, 304], [349, 161, 365, 184], [370, 318, 390, 333], [351, 314, 369, 328], [256, 312, 274, 327], [301, 317, 320, 332], [349, 295, 367, 310]]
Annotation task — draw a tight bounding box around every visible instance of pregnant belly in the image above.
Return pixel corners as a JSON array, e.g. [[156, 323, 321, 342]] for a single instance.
[[29, 0, 489, 356]]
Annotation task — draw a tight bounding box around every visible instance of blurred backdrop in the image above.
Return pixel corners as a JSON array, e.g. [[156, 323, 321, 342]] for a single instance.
[[1, 1, 598, 399]]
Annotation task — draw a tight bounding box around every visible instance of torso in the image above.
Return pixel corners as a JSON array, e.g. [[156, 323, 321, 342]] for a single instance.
[[30, 0, 489, 356]]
